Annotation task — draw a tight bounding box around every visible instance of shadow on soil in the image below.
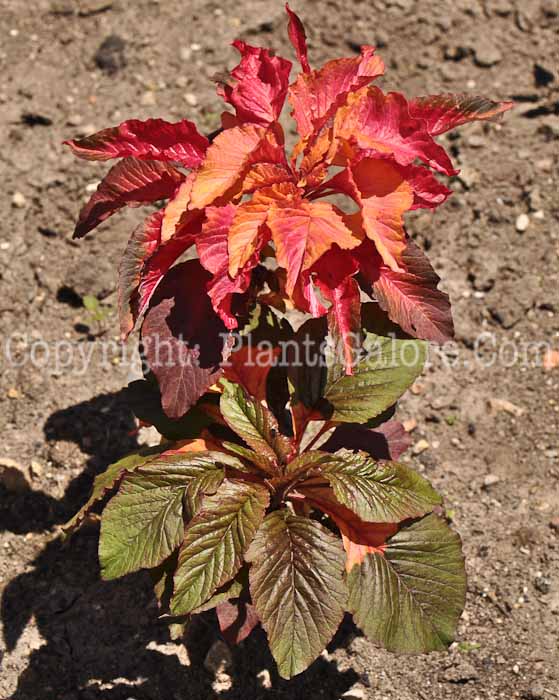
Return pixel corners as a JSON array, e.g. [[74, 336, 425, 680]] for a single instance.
[[1, 392, 360, 699]]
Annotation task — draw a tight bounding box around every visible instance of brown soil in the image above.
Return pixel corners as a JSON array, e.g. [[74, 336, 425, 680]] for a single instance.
[[0, 1, 558, 699]]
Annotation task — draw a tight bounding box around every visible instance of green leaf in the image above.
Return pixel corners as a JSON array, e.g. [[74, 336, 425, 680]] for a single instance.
[[99, 451, 237, 579], [171, 480, 269, 615], [319, 449, 441, 522], [284, 306, 425, 424], [62, 444, 168, 534], [190, 569, 246, 614], [221, 441, 276, 474], [284, 449, 334, 477], [287, 317, 327, 409], [82, 294, 100, 313], [323, 328, 426, 423], [220, 379, 293, 467], [348, 513, 466, 653], [246, 510, 347, 679]]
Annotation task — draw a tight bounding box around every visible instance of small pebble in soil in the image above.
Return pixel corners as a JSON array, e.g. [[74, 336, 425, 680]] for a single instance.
[[516, 213, 530, 232], [67, 113, 83, 126], [541, 0, 558, 17], [488, 0, 512, 16], [29, 460, 44, 478], [375, 29, 389, 48], [473, 40, 502, 67], [483, 473, 500, 488], [535, 158, 553, 173], [466, 134, 485, 148], [79, 0, 113, 16], [534, 576, 551, 594], [141, 90, 156, 106], [441, 661, 479, 683], [94, 34, 126, 75], [458, 167, 479, 190], [12, 191, 26, 208], [184, 92, 198, 107], [527, 186, 542, 211], [412, 439, 430, 455], [403, 418, 417, 432]]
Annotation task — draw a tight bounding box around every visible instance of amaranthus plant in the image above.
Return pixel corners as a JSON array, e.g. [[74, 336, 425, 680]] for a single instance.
[[64, 4, 512, 679]]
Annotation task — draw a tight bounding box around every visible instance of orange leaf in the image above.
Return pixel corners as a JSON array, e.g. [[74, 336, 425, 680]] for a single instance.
[[227, 199, 270, 277], [267, 199, 360, 294], [189, 124, 285, 209], [289, 47, 385, 142], [223, 345, 280, 401], [161, 173, 196, 243], [169, 437, 223, 453], [242, 162, 292, 193], [299, 485, 398, 572], [328, 158, 413, 270]]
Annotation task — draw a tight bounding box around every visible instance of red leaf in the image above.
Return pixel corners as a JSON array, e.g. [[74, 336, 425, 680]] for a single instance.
[[74, 158, 184, 238], [321, 420, 412, 460], [132, 226, 199, 334], [190, 123, 285, 209], [216, 600, 260, 645], [316, 153, 451, 212], [400, 163, 452, 210], [198, 204, 238, 275], [334, 87, 457, 176], [312, 247, 361, 374], [198, 204, 265, 329], [289, 47, 385, 142], [223, 345, 280, 402], [285, 3, 310, 73], [141, 260, 232, 419], [217, 40, 291, 126], [65, 118, 209, 168], [365, 239, 454, 344], [118, 209, 163, 340], [291, 270, 328, 317], [118, 180, 204, 339], [408, 93, 514, 136]]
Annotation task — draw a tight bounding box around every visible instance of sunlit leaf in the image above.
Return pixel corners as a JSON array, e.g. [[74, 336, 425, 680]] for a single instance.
[[220, 379, 294, 467], [347, 514, 467, 652], [65, 117, 208, 167], [315, 449, 441, 522], [99, 451, 239, 578], [171, 480, 269, 614], [217, 40, 291, 126], [408, 93, 514, 136], [74, 158, 183, 238], [246, 509, 347, 678]]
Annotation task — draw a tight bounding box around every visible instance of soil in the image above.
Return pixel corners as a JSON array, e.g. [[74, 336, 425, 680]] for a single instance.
[[0, 1, 558, 699]]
